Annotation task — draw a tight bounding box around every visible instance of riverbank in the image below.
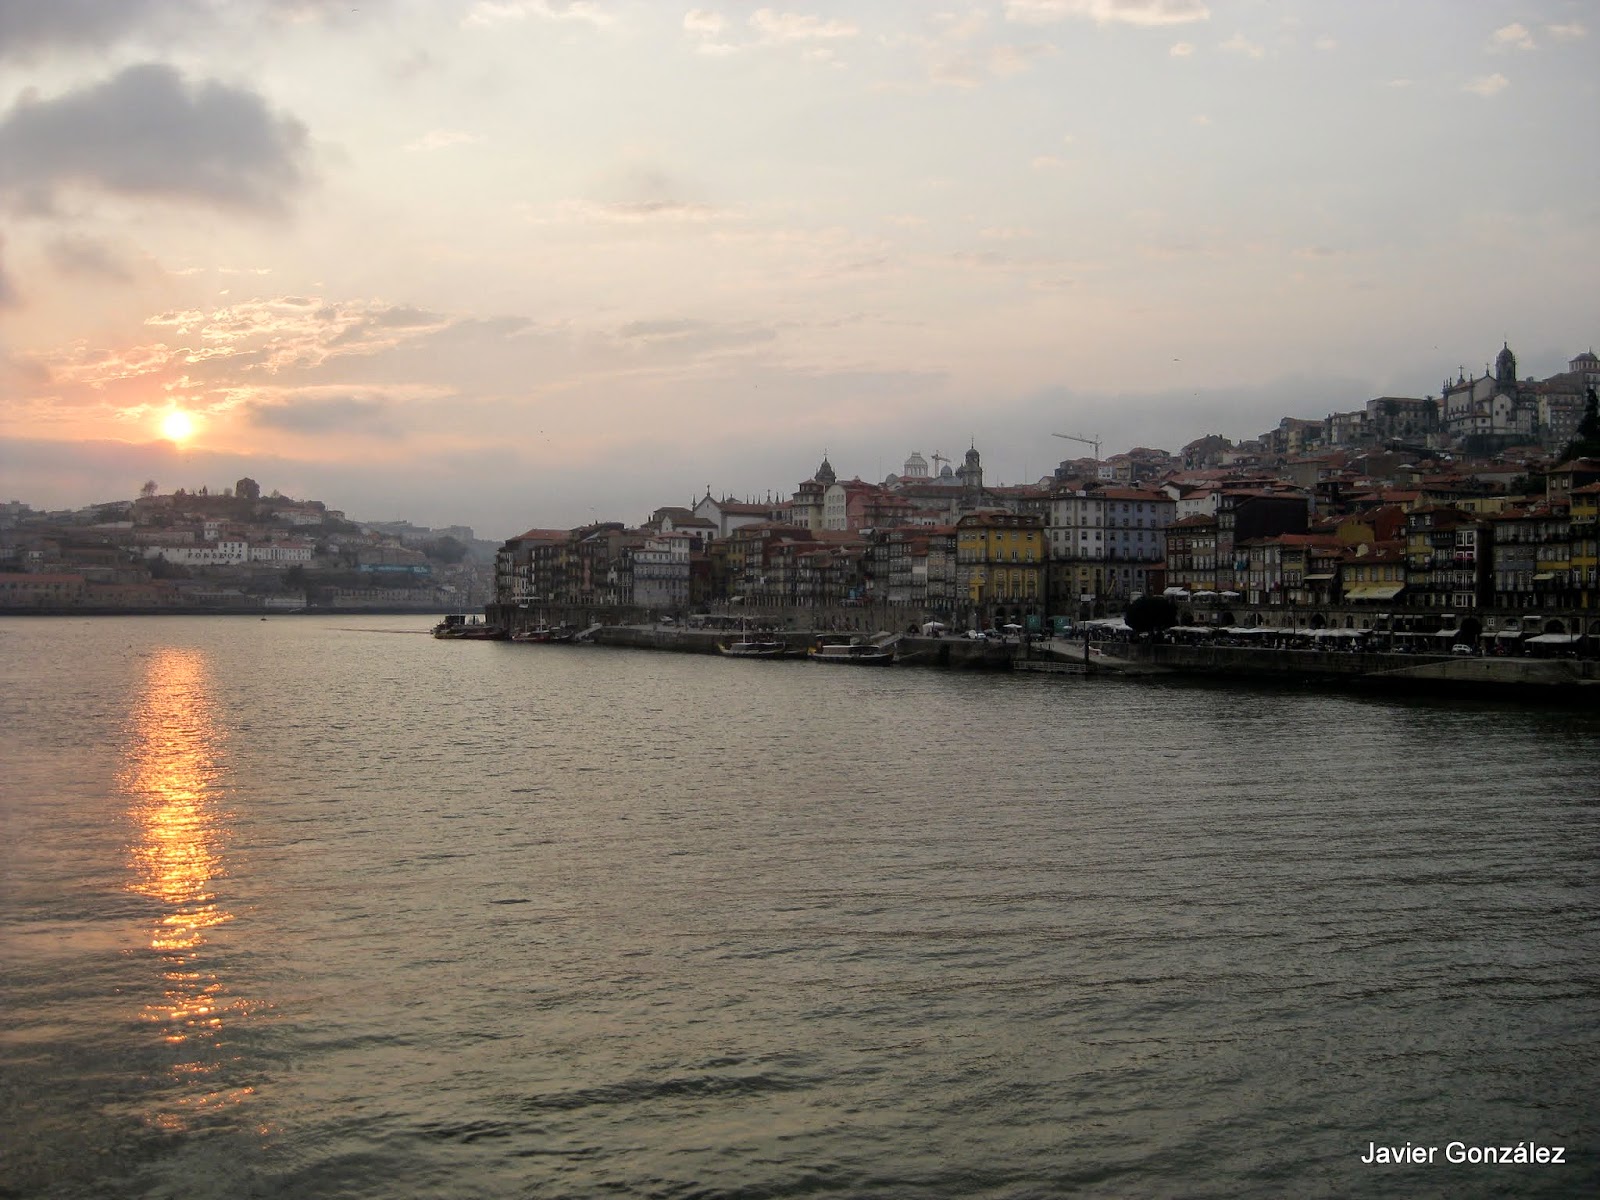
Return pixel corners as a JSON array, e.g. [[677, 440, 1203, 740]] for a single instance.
[[0, 605, 453, 617], [572, 625, 1600, 695], [1080, 640, 1599, 694], [588, 625, 1015, 668]]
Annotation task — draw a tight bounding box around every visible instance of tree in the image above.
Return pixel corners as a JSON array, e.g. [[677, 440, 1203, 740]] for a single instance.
[[1125, 594, 1179, 639], [140, 480, 158, 499], [1559, 386, 1600, 462], [422, 536, 469, 564]]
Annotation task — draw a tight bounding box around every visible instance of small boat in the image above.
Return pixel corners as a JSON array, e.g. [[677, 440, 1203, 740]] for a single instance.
[[718, 638, 790, 658], [433, 615, 506, 640], [808, 636, 894, 665], [511, 625, 555, 643]]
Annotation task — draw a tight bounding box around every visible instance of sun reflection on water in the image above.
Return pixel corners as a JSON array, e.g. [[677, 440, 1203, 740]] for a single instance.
[[120, 647, 258, 1126]]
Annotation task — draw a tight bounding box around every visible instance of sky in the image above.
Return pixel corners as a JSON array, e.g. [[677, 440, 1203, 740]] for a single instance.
[[1, 0, 1596, 539]]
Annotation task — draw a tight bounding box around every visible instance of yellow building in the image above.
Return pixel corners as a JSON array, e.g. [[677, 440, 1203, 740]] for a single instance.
[[956, 510, 1044, 625], [1565, 483, 1597, 608]]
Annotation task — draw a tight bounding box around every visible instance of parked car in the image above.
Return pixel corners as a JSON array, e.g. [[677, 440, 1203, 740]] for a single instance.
[[1451, 643, 1476, 656]]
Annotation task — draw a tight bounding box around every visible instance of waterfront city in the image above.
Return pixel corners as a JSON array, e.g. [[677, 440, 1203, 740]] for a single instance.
[[17, 343, 1593, 661]]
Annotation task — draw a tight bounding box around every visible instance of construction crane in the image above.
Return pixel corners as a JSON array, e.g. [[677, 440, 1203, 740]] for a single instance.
[[930, 451, 951, 474], [1052, 432, 1102, 460]]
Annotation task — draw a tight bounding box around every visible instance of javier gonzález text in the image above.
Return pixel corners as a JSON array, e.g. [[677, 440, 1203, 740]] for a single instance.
[[1361, 1141, 1566, 1166]]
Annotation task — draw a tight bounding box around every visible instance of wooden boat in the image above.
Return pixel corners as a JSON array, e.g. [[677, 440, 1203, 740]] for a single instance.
[[432, 614, 506, 640], [717, 638, 790, 658], [808, 637, 894, 665]]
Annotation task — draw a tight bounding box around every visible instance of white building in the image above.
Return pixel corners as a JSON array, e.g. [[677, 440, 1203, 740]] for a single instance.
[[143, 540, 250, 566], [631, 533, 692, 608], [249, 540, 315, 564]]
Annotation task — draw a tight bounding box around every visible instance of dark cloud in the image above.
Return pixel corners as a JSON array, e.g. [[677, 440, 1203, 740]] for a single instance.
[[369, 305, 445, 328], [245, 393, 401, 437], [0, 0, 180, 60], [614, 317, 777, 354], [45, 234, 136, 282], [0, 1, 389, 62], [0, 235, 19, 307], [0, 63, 310, 215]]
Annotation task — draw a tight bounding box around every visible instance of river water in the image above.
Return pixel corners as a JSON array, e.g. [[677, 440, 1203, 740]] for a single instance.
[[2, 614, 1596, 1198]]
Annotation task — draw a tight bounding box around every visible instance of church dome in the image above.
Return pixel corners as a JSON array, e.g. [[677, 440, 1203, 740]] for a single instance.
[[814, 455, 836, 485], [903, 451, 928, 478], [1495, 343, 1517, 386]]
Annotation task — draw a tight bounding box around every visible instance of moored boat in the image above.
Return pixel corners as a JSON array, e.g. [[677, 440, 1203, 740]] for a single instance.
[[718, 638, 791, 658], [432, 614, 506, 640], [808, 636, 894, 665]]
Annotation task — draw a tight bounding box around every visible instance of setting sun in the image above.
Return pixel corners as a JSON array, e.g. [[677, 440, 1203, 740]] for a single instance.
[[161, 410, 197, 444]]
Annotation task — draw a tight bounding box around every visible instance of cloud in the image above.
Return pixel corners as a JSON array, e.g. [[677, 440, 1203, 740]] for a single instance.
[[464, 1, 613, 28], [0, 0, 183, 60], [749, 9, 860, 43], [928, 41, 1055, 87], [1219, 32, 1264, 58], [1169, 41, 1194, 56], [0, 63, 310, 215], [683, 9, 725, 36], [1545, 21, 1586, 42], [1313, 35, 1336, 51], [0, 235, 19, 308], [404, 129, 485, 152], [614, 317, 776, 356], [572, 164, 726, 223], [1005, 0, 1209, 27], [240, 388, 416, 437], [1464, 73, 1509, 97], [138, 296, 453, 376], [1489, 22, 1535, 51], [45, 234, 138, 282]]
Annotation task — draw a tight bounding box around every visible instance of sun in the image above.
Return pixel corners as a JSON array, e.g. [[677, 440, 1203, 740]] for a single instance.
[[161, 409, 197, 444]]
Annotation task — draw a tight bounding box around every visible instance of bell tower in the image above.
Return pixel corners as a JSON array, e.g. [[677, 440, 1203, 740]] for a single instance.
[[1495, 342, 1517, 390]]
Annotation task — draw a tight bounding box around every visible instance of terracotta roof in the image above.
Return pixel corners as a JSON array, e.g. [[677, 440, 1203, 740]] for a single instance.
[[717, 501, 776, 515], [509, 527, 568, 542]]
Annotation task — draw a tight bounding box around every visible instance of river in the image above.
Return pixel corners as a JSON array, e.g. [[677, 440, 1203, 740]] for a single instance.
[[2, 614, 1596, 1198]]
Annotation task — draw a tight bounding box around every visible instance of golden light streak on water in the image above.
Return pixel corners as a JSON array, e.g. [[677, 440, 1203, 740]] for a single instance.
[[119, 647, 255, 1129]]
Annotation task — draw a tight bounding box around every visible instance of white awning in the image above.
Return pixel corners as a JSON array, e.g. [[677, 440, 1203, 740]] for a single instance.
[[1527, 632, 1582, 644], [1345, 583, 1405, 601]]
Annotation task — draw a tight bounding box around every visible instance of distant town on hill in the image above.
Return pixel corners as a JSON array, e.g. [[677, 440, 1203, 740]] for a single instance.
[[0, 476, 498, 613]]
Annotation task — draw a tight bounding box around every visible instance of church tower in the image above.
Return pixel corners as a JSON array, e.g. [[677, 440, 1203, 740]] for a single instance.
[[1495, 342, 1518, 390], [957, 444, 984, 504]]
